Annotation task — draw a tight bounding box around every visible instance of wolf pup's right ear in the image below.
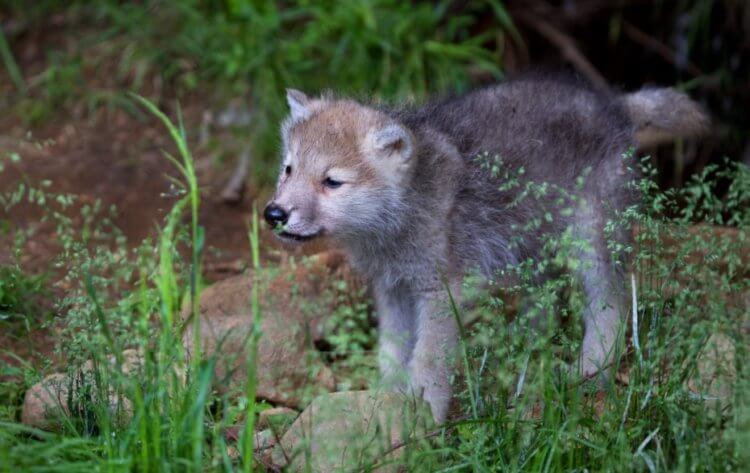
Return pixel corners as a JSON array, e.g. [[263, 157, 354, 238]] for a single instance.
[[286, 89, 311, 121]]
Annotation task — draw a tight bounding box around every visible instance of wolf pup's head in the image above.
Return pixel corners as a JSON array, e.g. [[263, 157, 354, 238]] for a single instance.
[[264, 89, 415, 245]]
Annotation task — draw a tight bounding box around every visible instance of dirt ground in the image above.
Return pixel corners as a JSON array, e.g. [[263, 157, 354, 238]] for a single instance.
[[2, 108, 252, 263], [0, 102, 332, 369], [0, 22, 343, 377]]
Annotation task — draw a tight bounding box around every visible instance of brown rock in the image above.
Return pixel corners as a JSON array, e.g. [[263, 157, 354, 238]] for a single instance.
[[183, 251, 362, 407], [20, 251, 363, 431], [21, 370, 133, 431], [225, 429, 277, 459], [634, 224, 750, 306], [270, 390, 433, 472], [21, 373, 71, 430], [120, 348, 145, 375], [257, 406, 298, 431], [688, 333, 737, 408]]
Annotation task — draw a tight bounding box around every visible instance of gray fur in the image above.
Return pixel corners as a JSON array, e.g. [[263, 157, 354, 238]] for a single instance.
[[286, 88, 312, 121], [624, 87, 710, 147], [270, 75, 709, 422]]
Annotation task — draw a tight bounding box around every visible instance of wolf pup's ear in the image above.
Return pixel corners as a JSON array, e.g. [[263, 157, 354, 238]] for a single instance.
[[286, 89, 311, 121], [371, 124, 413, 162]]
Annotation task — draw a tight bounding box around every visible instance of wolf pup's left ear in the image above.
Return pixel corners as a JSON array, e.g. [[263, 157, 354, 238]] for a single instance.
[[286, 88, 311, 121], [371, 124, 413, 162]]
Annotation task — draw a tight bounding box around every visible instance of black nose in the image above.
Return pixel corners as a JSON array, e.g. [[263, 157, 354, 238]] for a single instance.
[[263, 203, 289, 227]]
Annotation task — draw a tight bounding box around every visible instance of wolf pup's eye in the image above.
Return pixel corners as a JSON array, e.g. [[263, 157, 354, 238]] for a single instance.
[[285, 165, 292, 176], [323, 177, 343, 189]]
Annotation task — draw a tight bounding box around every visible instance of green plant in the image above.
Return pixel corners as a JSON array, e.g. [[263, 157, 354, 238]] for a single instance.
[[0, 98, 267, 470], [0, 265, 48, 326], [322, 277, 377, 385], [0, 26, 25, 95], [413, 156, 749, 472], [4, 1, 515, 182]]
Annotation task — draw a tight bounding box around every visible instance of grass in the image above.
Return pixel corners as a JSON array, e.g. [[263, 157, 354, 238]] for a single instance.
[[0, 98, 256, 471], [0, 265, 48, 330], [0, 26, 25, 95], [0, 97, 747, 470]]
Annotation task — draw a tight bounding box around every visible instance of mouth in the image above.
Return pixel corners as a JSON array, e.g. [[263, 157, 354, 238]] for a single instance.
[[277, 230, 323, 242]]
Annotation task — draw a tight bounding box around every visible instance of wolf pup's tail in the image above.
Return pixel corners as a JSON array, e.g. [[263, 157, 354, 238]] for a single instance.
[[622, 87, 710, 148]]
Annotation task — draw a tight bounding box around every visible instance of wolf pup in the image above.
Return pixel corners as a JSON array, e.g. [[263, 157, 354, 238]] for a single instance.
[[264, 77, 708, 422]]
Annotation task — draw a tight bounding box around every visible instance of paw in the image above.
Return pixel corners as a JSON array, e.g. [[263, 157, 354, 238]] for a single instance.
[[575, 354, 612, 386], [408, 368, 451, 423], [421, 385, 451, 423], [377, 370, 410, 393], [378, 350, 411, 391]]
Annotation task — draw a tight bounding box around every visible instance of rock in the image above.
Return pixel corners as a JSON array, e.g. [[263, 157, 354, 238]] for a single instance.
[[225, 429, 277, 460], [20, 250, 363, 432], [21, 370, 133, 431], [254, 428, 277, 451], [257, 406, 298, 432], [688, 333, 737, 408], [183, 251, 363, 407], [120, 348, 145, 375], [21, 373, 71, 429], [270, 390, 433, 472], [79, 348, 144, 377]]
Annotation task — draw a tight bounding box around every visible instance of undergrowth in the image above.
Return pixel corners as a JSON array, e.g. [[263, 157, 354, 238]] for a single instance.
[[0, 99, 262, 471]]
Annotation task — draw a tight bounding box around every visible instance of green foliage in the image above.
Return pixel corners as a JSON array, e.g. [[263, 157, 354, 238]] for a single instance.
[[92, 0, 506, 94], [0, 265, 47, 324], [0, 26, 24, 94], [432, 155, 749, 472], [5, 1, 511, 181], [323, 277, 377, 386], [0, 100, 260, 470]]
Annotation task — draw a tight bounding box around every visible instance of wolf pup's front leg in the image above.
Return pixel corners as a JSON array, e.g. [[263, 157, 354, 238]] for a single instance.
[[374, 283, 417, 390], [408, 285, 460, 423]]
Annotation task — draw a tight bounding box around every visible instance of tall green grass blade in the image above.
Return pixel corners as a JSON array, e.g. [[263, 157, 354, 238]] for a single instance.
[[0, 26, 25, 95], [240, 206, 262, 471]]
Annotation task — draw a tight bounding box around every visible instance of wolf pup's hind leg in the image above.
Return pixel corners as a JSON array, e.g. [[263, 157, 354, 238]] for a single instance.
[[578, 254, 626, 379], [574, 207, 627, 380]]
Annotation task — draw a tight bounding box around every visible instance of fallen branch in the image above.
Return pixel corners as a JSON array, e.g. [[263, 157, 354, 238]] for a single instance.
[[511, 0, 657, 27], [621, 21, 704, 77], [515, 11, 608, 90], [220, 147, 251, 204]]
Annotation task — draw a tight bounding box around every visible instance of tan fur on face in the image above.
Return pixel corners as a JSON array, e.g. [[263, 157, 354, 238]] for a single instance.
[[274, 98, 414, 242], [284, 100, 400, 186]]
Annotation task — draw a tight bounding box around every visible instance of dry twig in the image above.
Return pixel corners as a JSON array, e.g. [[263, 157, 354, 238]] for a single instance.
[[621, 21, 704, 77], [220, 148, 251, 204], [515, 11, 608, 90]]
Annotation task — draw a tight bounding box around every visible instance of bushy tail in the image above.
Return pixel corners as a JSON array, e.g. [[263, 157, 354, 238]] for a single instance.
[[623, 87, 710, 148]]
